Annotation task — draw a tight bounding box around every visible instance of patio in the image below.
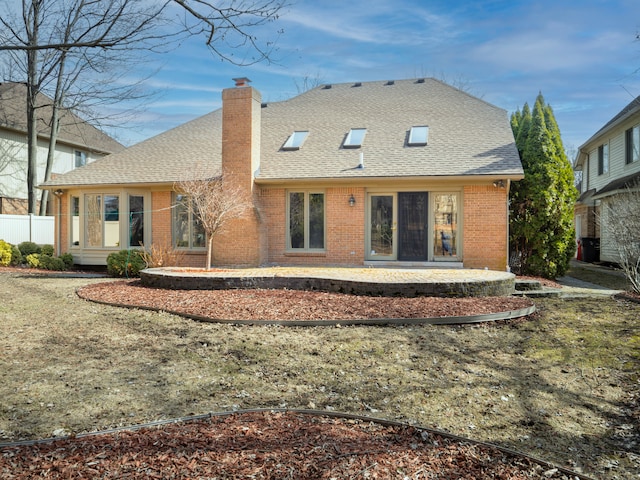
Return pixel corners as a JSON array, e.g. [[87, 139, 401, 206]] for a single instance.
[[140, 266, 516, 298]]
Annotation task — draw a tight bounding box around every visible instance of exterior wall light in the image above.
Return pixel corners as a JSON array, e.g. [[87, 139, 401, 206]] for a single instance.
[[349, 194, 356, 207]]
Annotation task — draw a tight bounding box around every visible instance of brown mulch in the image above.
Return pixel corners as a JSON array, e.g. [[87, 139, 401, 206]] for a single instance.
[[3, 268, 584, 479], [0, 411, 580, 479], [76, 280, 534, 322]]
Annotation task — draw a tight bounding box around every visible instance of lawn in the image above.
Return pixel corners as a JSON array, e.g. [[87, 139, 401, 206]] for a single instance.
[[0, 269, 638, 479]]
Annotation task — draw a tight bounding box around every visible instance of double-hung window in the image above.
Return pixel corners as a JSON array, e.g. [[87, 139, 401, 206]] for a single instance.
[[626, 125, 640, 164], [75, 150, 87, 168], [598, 143, 609, 175], [287, 191, 325, 250], [173, 194, 206, 249]]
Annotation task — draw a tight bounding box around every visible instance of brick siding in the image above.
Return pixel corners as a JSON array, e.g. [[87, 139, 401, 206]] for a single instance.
[[462, 185, 508, 271]]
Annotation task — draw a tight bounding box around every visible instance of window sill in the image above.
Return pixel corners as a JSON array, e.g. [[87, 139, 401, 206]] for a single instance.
[[284, 251, 327, 257]]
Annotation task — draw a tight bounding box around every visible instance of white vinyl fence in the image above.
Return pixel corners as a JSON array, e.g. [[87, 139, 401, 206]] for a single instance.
[[0, 214, 54, 245]]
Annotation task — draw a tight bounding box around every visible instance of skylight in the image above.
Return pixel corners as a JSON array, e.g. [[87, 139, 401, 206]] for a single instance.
[[344, 128, 367, 148], [282, 130, 309, 150], [408, 126, 429, 146]]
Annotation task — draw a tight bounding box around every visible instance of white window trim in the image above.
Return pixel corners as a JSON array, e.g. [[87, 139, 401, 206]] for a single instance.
[[286, 190, 326, 251]]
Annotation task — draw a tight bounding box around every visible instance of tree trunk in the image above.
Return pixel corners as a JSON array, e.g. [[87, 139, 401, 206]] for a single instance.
[[207, 236, 213, 270], [26, 55, 39, 215], [39, 57, 66, 216]]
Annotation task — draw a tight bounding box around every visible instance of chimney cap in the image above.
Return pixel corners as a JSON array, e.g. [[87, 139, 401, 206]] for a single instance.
[[233, 77, 251, 87]]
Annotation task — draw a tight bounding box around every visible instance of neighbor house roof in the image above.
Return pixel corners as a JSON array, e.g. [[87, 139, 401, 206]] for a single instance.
[[42, 78, 523, 188], [0, 82, 124, 154]]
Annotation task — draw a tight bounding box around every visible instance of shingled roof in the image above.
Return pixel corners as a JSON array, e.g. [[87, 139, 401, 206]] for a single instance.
[[42, 78, 523, 188], [0, 82, 124, 154]]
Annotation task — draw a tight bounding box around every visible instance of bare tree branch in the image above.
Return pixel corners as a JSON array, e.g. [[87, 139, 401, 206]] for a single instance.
[[600, 179, 640, 293], [176, 170, 253, 269], [0, 0, 286, 214]]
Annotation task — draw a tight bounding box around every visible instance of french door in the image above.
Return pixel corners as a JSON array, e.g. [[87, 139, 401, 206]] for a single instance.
[[398, 192, 428, 261], [367, 191, 458, 262], [368, 192, 428, 261]]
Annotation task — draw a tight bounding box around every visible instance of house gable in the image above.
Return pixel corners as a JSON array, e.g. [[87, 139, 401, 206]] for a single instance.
[[42, 78, 523, 271]]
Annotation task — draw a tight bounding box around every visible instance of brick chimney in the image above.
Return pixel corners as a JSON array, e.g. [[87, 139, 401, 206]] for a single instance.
[[215, 78, 264, 266], [222, 77, 261, 190]]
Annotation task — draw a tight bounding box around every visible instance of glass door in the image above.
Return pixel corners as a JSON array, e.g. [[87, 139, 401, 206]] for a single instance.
[[398, 192, 428, 261], [433, 193, 458, 260], [368, 194, 395, 260]]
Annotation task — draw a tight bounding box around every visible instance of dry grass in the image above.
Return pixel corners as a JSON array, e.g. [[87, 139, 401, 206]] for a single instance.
[[0, 270, 638, 479]]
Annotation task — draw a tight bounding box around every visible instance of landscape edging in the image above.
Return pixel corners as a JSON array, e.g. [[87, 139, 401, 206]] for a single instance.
[[0, 407, 594, 480], [76, 290, 536, 326]]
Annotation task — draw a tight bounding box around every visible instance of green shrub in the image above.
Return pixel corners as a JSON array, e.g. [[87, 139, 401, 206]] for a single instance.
[[0, 239, 12, 266], [25, 253, 41, 268], [10, 245, 22, 266], [40, 244, 54, 256], [107, 249, 146, 277], [39, 255, 66, 271], [60, 253, 74, 268], [18, 241, 40, 257]]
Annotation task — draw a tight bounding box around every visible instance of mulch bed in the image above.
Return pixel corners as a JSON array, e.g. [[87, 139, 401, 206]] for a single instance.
[[76, 280, 535, 322], [0, 411, 585, 479]]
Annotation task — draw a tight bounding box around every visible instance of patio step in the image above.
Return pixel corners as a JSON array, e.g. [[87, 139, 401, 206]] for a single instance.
[[512, 289, 562, 298], [514, 279, 542, 291]]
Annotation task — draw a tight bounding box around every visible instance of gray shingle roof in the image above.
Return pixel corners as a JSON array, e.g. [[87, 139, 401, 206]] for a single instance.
[[0, 82, 124, 154], [42, 78, 523, 188]]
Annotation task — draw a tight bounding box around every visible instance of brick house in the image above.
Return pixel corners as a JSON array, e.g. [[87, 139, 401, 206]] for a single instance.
[[0, 82, 124, 214], [41, 78, 524, 270], [574, 95, 640, 263]]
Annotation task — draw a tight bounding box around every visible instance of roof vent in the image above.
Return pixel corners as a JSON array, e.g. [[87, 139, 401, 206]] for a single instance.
[[352, 82, 362, 87], [323, 84, 332, 89], [261, 102, 268, 108], [416, 78, 425, 84], [385, 80, 395, 86], [233, 77, 251, 87]]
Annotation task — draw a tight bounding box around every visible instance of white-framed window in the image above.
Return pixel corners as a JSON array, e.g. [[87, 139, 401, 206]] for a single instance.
[[282, 131, 309, 150], [598, 143, 609, 175], [75, 150, 87, 168], [408, 126, 429, 146], [343, 128, 367, 148], [84, 194, 120, 248], [128, 195, 145, 247], [70, 196, 80, 246], [173, 194, 206, 249], [287, 191, 325, 250], [626, 125, 640, 164]]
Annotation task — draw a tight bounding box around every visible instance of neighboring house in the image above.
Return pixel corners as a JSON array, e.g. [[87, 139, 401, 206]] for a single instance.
[[41, 78, 524, 270], [0, 82, 124, 214], [574, 95, 640, 263]]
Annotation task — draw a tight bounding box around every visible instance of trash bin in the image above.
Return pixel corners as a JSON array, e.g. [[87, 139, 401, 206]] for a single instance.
[[581, 237, 600, 263]]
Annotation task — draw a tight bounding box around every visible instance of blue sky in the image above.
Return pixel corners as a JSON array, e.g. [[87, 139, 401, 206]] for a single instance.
[[119, 0, 640, 158]]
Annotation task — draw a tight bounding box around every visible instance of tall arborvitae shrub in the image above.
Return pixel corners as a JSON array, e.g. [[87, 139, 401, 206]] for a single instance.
[[510, 94, 578, 278]]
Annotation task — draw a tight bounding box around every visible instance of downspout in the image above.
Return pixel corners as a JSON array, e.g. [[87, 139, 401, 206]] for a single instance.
[[506, 179, 511, 272]]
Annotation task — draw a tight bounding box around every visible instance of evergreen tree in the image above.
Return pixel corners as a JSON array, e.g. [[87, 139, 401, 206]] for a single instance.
[[510, 94, 578, 278]]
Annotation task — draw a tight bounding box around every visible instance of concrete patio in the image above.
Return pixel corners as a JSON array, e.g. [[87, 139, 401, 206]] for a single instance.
[[140, 266, 516, 297]]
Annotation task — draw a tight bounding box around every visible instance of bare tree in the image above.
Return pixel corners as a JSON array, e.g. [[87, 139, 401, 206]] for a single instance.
[[600, 179, 640, 293], [0, 0, 286, 214], [176, 172, 253, 270], [293, 72, 325, 94]]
